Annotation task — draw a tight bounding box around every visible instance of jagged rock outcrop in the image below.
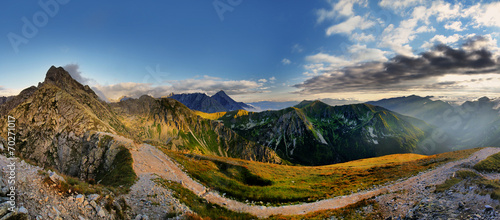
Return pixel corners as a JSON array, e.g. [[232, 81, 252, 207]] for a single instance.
[[0, 66, 130, 180], [111, 95, 282, 163]]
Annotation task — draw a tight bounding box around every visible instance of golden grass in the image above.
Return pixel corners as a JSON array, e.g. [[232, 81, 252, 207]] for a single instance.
[[194, 111, 227, 120], [164, 147, 481, 205], [325, 153, 428, 169]]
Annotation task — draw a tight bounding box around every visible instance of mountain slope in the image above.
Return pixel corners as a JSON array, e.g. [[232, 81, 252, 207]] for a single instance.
[[215, 100, 431, 165], [111, 95, 282, 163], [0, 66, 132, 182], [211, 90, 253, 111]]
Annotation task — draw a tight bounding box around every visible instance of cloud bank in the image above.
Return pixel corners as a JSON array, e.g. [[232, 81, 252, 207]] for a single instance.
[[295, 36, 500, 94]]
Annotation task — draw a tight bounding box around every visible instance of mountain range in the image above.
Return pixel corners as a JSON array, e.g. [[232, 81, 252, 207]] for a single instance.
[[203, 100, 437, 165], [1, 66, 496, 182], [168, 91, 255, 113]]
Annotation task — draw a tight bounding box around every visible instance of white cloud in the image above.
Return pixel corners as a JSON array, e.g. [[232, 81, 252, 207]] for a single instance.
[[303, 45, 388, 76], [350, 33, 375, 42], [0, 86, 21, 97], [415, 25, 435, 33], [94, 76, 266, 102], [348, 45, 388, 62], [378, 0, 423, 11], [63, 64, 95, 85], [258, 79, 268, 83], [444, 21, 465, 31], [421, 34, 463, 49], [326, 15, 375, 35], [430, 1, 461, 22], [306, 53, 351, 67], [269, 76, 276, 81], [464, 1, 500, 28], [379, 5, 438, 57], [281, 58, 291, 65], [316, 0, 367, 22], [292, 44, 303, 53]]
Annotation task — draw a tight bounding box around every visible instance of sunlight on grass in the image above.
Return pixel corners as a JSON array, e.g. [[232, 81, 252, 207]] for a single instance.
[[474, 151, 500, 173], [163, 147, 481, 205]]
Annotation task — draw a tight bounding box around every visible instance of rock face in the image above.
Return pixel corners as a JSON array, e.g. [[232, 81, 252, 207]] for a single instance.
[[218, 101, 432, 165], [0, 96, 13, 106], [111, 95, 282, 163], [0, 66, 130, 180], [169, 90, 254, 113], [211, 90, 253, 111]]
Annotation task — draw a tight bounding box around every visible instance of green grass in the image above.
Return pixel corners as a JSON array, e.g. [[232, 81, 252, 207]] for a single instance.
[[155, 178, 257, 219], [96, 146, 137, 192], [164, 147, 480, 205], [434, 178, 462, 193], [474, 151, 500, 173]]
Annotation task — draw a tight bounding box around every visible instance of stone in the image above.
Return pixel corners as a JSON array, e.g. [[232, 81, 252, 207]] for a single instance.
[[48, 170, 66, 184], [485, 205, 494, 212], [78, 216, 86, 220], [90, 200, 97, 209], [75, 194, 85, 203], [96, 206, 106, 217], [87, 194, 99, 202], [18, 206, 28, 214], [135, 214, 143, 220]]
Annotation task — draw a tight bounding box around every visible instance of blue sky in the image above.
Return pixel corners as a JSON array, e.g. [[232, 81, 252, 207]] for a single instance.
[[1, 0, 499, 103]]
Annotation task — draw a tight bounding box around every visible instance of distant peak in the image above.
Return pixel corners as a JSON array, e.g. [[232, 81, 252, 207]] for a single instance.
[[214, 90, 228, 96], [478, 96, 490, 102]]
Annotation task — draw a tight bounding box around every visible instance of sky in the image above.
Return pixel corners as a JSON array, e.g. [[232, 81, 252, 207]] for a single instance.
[[0, 0, 499, 103]]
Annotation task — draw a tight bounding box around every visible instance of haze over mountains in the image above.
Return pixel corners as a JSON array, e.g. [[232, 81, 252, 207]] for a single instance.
[[368, 95, 500, 151]]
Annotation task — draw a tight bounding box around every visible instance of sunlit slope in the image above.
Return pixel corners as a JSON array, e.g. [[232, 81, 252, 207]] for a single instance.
[[111, 96, 282, 163], [165, 148, 480, 205]]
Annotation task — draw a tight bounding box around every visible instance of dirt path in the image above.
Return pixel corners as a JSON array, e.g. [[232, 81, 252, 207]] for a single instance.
[[126, 135, 500, 218]]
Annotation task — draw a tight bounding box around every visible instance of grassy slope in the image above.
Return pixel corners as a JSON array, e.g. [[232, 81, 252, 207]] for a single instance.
[[164, 148, 480, 205], [474, 151, 500, 172]]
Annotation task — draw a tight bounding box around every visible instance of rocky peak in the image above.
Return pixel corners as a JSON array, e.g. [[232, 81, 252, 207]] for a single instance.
[[43, 66, 87, 93]]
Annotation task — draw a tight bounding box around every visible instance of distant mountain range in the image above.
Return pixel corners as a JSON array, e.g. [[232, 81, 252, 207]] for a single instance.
[[368, 95, 500, 150], [168, 91, 255, 113], [248, 98, 361, 112]]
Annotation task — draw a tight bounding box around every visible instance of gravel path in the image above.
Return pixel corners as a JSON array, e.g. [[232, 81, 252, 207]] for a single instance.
[[129, 135, 500, 218]]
